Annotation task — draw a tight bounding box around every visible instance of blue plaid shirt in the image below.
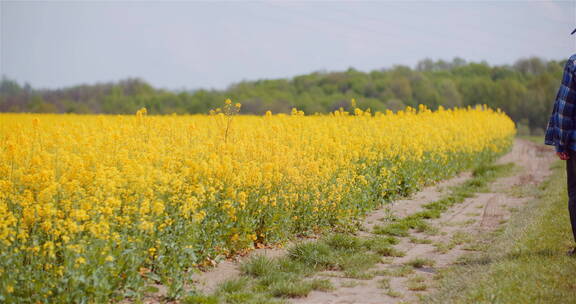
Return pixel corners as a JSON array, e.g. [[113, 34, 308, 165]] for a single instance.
[[545, 54, 576, 153]]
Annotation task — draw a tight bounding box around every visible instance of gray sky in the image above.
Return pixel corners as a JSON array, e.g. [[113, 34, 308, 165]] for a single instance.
[[1, 0, 575, 90]]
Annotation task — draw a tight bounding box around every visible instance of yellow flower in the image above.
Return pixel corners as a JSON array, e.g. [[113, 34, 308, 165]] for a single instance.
[[193, 210, 206, 222], [139, 220, 154, 232], [152, 201, 165, 216], [0, 104, 515, 298]]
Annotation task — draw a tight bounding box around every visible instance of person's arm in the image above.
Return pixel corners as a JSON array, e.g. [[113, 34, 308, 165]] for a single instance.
[[545, 58, 576, 156]]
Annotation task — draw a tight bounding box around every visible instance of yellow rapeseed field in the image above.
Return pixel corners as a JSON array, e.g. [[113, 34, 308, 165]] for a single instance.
[[0, 103, 515, 302]]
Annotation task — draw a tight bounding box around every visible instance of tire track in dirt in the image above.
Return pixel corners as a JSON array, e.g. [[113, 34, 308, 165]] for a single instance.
[[292, 139, 555, 304]]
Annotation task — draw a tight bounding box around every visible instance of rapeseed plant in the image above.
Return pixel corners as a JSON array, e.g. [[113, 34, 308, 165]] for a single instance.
[[0, 102, 514, 302]]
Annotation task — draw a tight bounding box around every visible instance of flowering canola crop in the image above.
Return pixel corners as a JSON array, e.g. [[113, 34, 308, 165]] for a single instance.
[[0, 104, 514, 302]]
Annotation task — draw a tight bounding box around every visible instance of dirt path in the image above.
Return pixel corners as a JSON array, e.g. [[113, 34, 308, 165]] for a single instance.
[[192, 139, 554, 303], [291, 139, 554, 304]]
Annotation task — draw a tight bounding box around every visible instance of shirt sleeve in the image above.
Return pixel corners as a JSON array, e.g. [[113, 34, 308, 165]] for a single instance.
[[545, 58, 576, 153]]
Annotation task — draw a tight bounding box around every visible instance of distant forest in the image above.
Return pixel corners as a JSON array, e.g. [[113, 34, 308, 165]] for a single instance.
[[0, 57, 566, 135]]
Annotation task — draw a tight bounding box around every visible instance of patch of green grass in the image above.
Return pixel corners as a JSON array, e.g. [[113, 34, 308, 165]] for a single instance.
[[425, 161, 576, 303], [373, 222, 410, 237], [388, 265, 414, 277], [461, 241, 488, 252], [324, 233, 362, 251], [223, 291, 256, 304], [363, 235, 399, 247], [288, 242, 337, 270], [378, 212, 400, 222], [217, 278, 250, 294], [182, 294, 219, 304], [217, 234, 387, 301], [255, 272, 297, 289], [266, 278, 332, 298], [433, 241, 454, 254], [338, 252, 382, 272], [249, 298, 288, 304], [275, 256, 313, 277], [377, 277, 390, 289], [406, 275, 427, 291], [422, 225, 440, 236], [215, 250, 326, 302], [404, 258, 435, 268], [342, 269, 375, 280], [241, 255, 277, 278], [409, 237, 433, 244], [371, 269, 391, 276], [373, 216, 432, 236], [507, 184, 530, 198], [449, 233, 470, 246], [463, 219, 476, 226], [309, 278, 334, 291], [373, 244, 405, 257], [435, 230, 473, 252], [268, 280, 313, 298], [381, 257, 395, 264], [386, 289, 402, 298], [377, 277, 402, 298], [363, 236, 404, 256]]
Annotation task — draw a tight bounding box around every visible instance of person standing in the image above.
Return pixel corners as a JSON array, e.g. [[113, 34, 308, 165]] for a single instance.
[[544, 28, 576, 255]]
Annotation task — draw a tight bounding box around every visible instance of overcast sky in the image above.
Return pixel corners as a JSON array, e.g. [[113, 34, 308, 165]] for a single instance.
[[1, 0, 575, 90]]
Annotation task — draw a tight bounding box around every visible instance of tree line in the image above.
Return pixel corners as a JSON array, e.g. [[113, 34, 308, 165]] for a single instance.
[[0, 57, 566, 135]]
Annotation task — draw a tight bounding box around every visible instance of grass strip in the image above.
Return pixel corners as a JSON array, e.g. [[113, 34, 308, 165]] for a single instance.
[[425, 161, 576, 303], [185, 233, 401, 303]]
